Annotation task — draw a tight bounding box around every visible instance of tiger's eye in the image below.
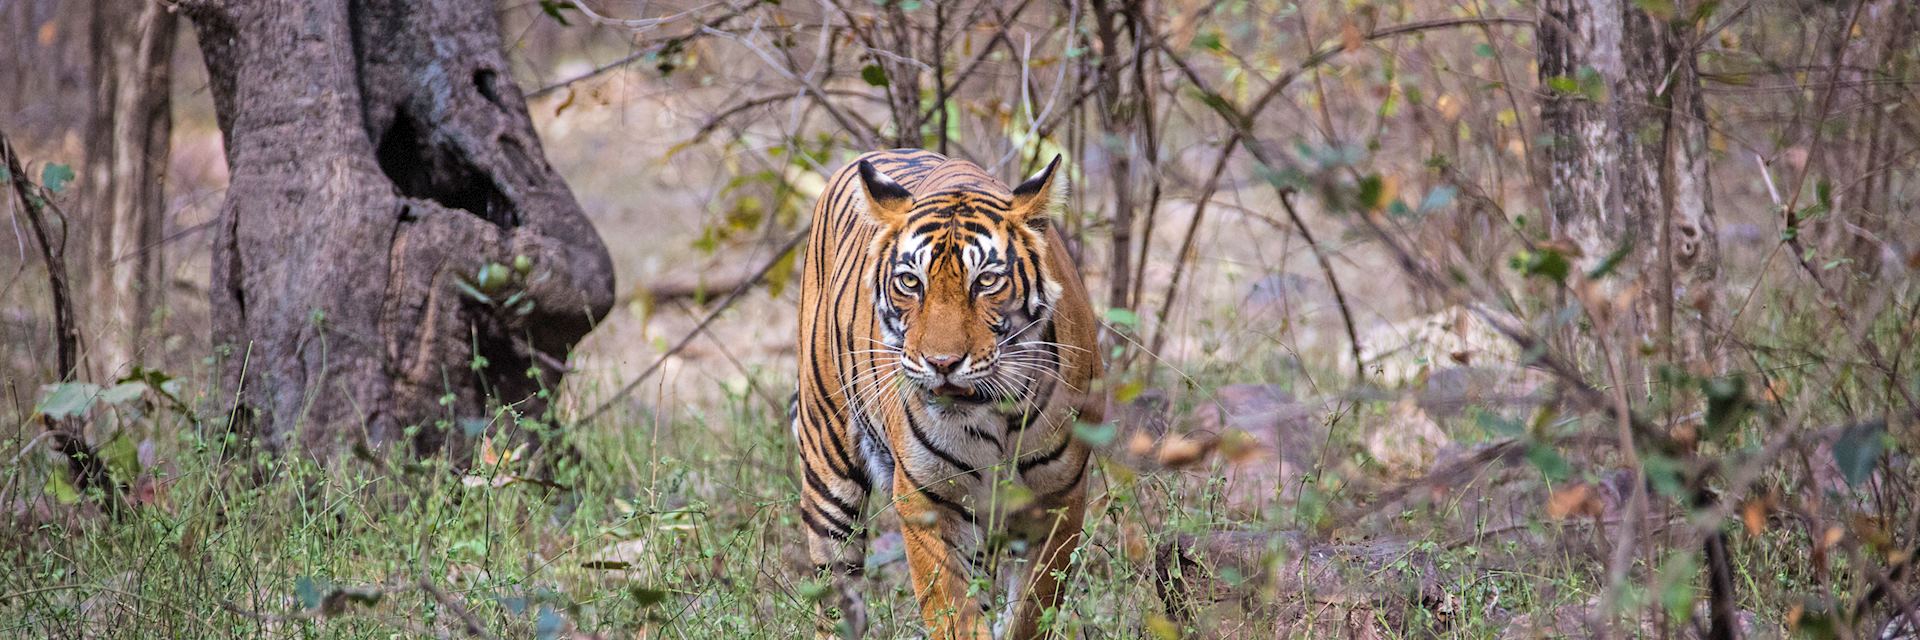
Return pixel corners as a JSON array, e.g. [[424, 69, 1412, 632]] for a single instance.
[[974, 273, 1003, 292], [894, 274, 921, 295]]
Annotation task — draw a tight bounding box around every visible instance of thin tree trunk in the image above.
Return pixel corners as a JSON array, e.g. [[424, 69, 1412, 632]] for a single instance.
[[1537, 0, 1718, 368], [181, 0, 614, 461], [82, 0, 175, 376], [1091, 0, 1135, 311]]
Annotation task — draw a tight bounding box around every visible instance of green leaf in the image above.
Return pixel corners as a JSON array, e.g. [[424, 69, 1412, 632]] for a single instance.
[[1643, 453, 1686, 498], [1634, 0, 1677, 21], [797, 579, 831, 602], [1192, 31, 1225, 52], [1701, 375, 1750, 442], [1545, 75, 1579, 95], [1526, 442, 1570, 482], [860, 64, 890, 87], [101, 434, 140, 481], [99, 381, 147, 405], [44, 472, 79, 505], [1576, 66, 1608, 102], [1356, 173, 1386, 211], [1689, 0, 1722, 23], [295, 576, 326, 610], [630, 586, 669, 607], [538, 0, 576, 26], [1473, 411, 1524, 437], [1473, 43, 1495, 58], [1587, 239, 1635, 279], [1103, 307, 1140, 329], [535, 606, 566, 640], [1072, 421, 1117, 447], [1833, 420, 1887, 487], [452, 278, 492, 304], [37, 382, 102, 419], [1511, 248, 1571, 284], [41, 163, 74, 193], [1417, 185, 1456, 213], [1656, 551, 1699, 619]]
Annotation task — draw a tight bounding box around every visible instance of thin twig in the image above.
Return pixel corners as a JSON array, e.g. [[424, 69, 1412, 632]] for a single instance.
[[1277, 191, 1365, 384], [578, 230, 806, 424], [417, 576, 498, 640]]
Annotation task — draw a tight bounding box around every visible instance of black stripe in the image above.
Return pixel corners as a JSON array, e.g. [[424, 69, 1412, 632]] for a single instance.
[[1018, 435, 1071, 473], [900, 465, 978, 525], [962, 424, 1002, 449], [798, 400, 855, 483], [1038, 461, 1087, 501], [801, 506, 854, 540], [804, 463, 862, 521], [811, 561, 864, 577], [906, 407, 980, 479]]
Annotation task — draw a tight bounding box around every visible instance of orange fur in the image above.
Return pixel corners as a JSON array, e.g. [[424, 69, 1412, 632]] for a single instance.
[[794, 149, 1101, 639]]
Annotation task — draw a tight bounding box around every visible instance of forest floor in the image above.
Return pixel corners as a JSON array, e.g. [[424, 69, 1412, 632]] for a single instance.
[[0, 28, 1901, 640]]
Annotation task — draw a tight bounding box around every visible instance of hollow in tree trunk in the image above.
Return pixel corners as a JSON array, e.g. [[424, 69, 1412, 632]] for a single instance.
[[180, 0, 615, 460]]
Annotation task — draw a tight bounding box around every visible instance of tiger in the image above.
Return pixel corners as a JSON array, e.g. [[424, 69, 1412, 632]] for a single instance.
[[792, 149, 1102, 639]]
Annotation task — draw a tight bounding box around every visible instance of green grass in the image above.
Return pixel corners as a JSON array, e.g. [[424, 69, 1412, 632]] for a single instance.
[[2, 287, 1912, 639]]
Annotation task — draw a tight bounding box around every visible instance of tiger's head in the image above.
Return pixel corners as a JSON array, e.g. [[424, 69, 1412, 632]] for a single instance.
[[857, 156, 1069, 408]]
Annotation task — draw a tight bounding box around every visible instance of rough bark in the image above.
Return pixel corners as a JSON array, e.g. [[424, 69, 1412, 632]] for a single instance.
[[81, 0, 175, 375], [1537, 3, 1730, 639], [1538, 0, 1719, 366], [181, 0, 614, 460]]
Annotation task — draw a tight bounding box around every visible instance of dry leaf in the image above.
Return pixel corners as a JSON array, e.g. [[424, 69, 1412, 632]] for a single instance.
[[1546, 484, 1602, 520], [1217, 429, 1265, 464], [1741, 496, 1770, 535], [1340, 19, 1364, 52], [1126, 430, 1157, 459], [1155, 433, 1213, 469], [1122, 522, 1149, 565]]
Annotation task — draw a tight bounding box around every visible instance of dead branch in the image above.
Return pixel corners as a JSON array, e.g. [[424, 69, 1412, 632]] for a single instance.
[[2, 130, 116, 500]]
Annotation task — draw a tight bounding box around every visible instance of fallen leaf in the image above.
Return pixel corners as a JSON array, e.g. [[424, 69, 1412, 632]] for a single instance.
[[1740, 496, 1770, 535], [1546, 483, 1602, 520], [1126, 430, 1156, 458], [1155, 433, 1212, 469]]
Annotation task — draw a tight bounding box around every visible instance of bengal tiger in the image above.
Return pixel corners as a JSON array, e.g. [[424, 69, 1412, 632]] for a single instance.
[[793, 149, 1101, 639]]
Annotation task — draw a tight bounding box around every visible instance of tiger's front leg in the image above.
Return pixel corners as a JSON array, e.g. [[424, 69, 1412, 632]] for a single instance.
[[796, 415, 874, 638], [895, 466, 993, 640], [1005, 435, 1092, 640]]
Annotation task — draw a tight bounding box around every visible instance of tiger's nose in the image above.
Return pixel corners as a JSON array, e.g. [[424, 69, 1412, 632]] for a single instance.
[[924, 354, 964, 375]]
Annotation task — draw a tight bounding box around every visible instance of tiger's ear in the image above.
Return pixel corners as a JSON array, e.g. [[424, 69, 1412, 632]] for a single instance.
[[1010, 155, 1067, 232], [857, 160, 913, 228]]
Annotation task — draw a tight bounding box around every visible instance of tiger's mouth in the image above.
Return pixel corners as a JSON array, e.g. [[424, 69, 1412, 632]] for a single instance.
[[925, 382, 989, 405]]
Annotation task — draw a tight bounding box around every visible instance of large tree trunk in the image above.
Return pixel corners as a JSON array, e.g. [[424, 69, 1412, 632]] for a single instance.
[[1537, 0, 1720, 369], [181, 0, 614, 460], [82, 0, 175, 376], [1536, 4, 1730, 639]]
